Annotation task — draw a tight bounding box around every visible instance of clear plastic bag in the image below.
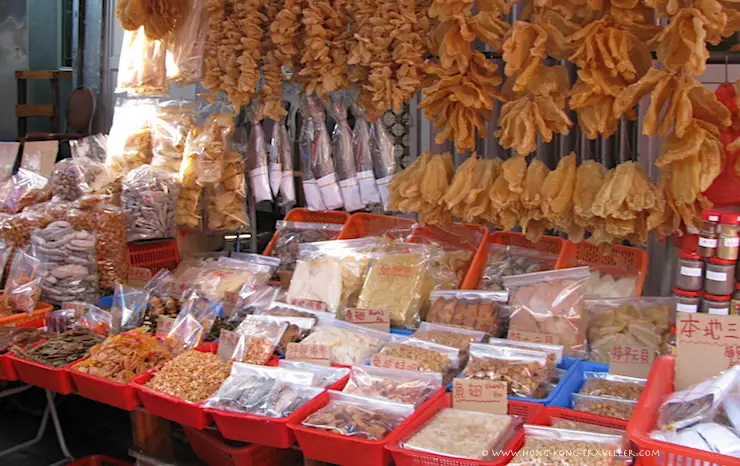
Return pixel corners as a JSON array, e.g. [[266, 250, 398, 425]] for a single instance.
[[461, 343, 549, 398], [32, 221, 99, 306], [480, 244, 559, 291], [300, 320, 392, 366], [107, 98, 155, 174], [580, 372, 646, 400], [245, 105, 272, 203], [121, 164, 179, 241], [45, 308, 79, 333], [20, 140, 58, 179], [51, 159, 81, 201], [0, 142, 19, 182], [350, 102, 380, 205], [650, 422, 740, 458], [230, 315, 287, 364], [510, 425, 625, 466], [112, 283, 150, 333], [426, 290, 508, 336], [150, 100, 197, 174], [504, 267, 590, 357], [0, 168, 51, 214], [343, 365, 442, 406], [271, 221, 343, 282], [278, 360, 350, 388], [275, 115, 296, 207], [70, 135, 120, 200], [175, 136, 202, 229], [206, 148, 248, 231], [379, 336, 462, 377], [584, 265, 639, 299], [412, 322, 486, 352], [328, 92, 363, 211], [194, 255, 277, 305], [77, 305, 113, 335], [268, 118, 284, 197], [165, 0, 207, 83], [370, 117, 397, 210], [300, 94, 343, 210], [0, 246, 43, 315], [167, 290, 220, 350], [252, 312, 317, 354], [586, 297, 674, 364], [189, 101, 235, 187], [357, 243, 435, 329], [571, 393, 637, 420], [486, 337, 564, 369], [0, 240, 12, 285], [401, 408, 518, 460], [287, 238, 379, 315], [116, 26, 167, 96], [230, 362, 317, 385], [301, 390, 414, 440], [298, 100, 326, 211]]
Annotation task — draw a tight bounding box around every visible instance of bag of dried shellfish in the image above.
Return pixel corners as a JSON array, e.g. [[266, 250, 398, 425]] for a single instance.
[[245, 104, 272, 203], [301, 94, 343, 210], [370, 117, 397, 210], [121, 164, 179, 242], [350, 102, 380, 205], [327, 92, 363, 211]]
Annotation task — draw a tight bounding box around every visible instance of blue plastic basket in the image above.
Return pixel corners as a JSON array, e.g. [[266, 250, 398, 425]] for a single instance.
[[390, 328, 414, 336], [98, 295, 114, 308], [546, 360, 609, 408]]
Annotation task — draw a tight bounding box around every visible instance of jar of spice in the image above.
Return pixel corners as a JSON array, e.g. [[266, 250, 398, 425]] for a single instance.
[[702, 293, 731, 315], [718, 213, 740, 261], [698, 211, 720, 258], [731, 284, 740, 316], [674, 288, 701, 313], [705, 258, 735, 295], [675, 252, 704, 291]]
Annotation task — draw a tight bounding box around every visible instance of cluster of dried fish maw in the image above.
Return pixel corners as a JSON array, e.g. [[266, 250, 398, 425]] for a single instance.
[[260, 0, 288, 121], [520, 159, 552, 243], [497, 64, 573, 156], [442, 155, 502, 223], [116, 0, 189, 40], [419, 0, 509, 151], [486, 156, 527, 230], [387, 152, 455, 224]]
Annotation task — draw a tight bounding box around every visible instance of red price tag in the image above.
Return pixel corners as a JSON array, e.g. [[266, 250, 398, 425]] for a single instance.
[[370, 354, 420, 371], [285, 343, 331, 366], [344, 308, 390, 332], [452, 379, 508, 414], [128, 267, 152, 286]]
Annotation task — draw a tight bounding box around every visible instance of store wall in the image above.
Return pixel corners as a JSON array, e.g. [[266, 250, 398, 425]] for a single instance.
[[0, 0, 28, 140]]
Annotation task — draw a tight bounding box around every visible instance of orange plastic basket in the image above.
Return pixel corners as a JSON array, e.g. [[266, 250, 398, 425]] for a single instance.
[[126, 239, 180, 276], [338, 213, 417, 240], [386, 394, 546, 466], [0, 302, 53, 326], [627, 356, 740, 466], [566, 241, 648, 296], [461, 232, 568, 290], [263, 208, 350, 256]]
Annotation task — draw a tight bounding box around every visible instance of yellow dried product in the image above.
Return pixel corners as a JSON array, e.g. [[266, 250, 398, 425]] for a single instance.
[[573, 160, 606, 231], [144, 350, 232, 403], [654, 8, 713, 76], [205, 149, 248, 231], [442, 155, 478, 215], [116, 27, 168, 96], [541, 153, 577, 237], [502, 21, 548, 92], [151, 105, 196, 174], [520, 159, 551, 243], [389, 152, 455, 225], [234, 0, 266, 109], [464, 158, 500, 222], [175, 151, 201, 229], [358, 251, 429, 328], [487, 157, 526, 230], [271, 0, 302, 70]]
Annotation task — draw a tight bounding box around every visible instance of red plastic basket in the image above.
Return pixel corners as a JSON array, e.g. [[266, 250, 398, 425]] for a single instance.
[[543, 406, 628, 431], [7, 340, 77, 394], [461, 232, 568, 289], [565, 241, 648, 296], [207, 391, 329, 448], [0, 301, 54, 326], [0, 317, 46, 381], [338, 213, 416, 240], [184, 427, 301, 466], [67, 357, 140, 411], [67, 456, 132, 466], [387, 394, 546, 466], [263, 208, 350, 256], [289, 389, 447, 466], [627, 356, 740, 466], [127, 239, 180, 276]]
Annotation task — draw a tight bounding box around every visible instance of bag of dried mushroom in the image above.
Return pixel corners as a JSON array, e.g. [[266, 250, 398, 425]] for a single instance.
[[165, 0, 207, 84], [116, 26, 167, 96], [121, 164, 179, 242], [107, 98, 155, 175], [504, 267, 590, 357]]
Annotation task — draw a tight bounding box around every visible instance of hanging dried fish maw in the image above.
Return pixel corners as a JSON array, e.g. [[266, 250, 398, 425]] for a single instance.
[[654, 9, 711, 76], [613, 67, 669, 121], [116, 0, 146, 30], [469, 11, 511, 50], [488, 156, 526, 230], [272, 0, 302, 69], [502, 21, 548, 92], [541, 152, 577, 232], [442, 155, 478, 212], [573, 160, 606, 228], [465, 158, 500, 222], [520, 159, 552, 242]]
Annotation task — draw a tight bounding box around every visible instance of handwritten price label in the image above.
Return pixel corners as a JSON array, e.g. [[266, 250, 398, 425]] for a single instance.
[[507, 330, 560, 345], [128, 267, 152, 287], [676, 312, 740, 389], [288, 298, 328, 312], [155, 316, 175, 338], [344, 308, 390, 332], [609, 344, 655, 379], [370, 354, 420, 371], [167, 281, 188, 300], [452, 379, 508, 414], [285, 343, 331, 366], [217, 329, 242, 361]]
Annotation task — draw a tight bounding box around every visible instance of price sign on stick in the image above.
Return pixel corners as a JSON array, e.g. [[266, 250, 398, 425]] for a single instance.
[[370, 354, 420, 371], [344, 308, 391, 332], [676, 312, 740, 389], [609, 343, 655, 379], [285, 343, 331, 366], [452, 379, 508, 415]]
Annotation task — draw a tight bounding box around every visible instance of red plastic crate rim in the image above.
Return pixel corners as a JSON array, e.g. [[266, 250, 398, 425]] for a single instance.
[[7, 340, 77, 394], [126, 239, 180, 274], [66, 357, 140, 411], [387, 394, 545, 466], [627, 356, 740, 466], [67, 456, 132, 466], [184, 426, 300, 466]]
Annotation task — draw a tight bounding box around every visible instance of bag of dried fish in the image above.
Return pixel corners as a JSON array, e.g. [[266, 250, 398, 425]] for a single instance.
[[271, 221, 344, 284], [370, 117, 397, 210], [300, 94, 343, 210], [0, 246, 44, 316], [273, 115, 296, 207], [121, 164, 179, 242], [12, 328, 105, 368], [350, 102, 380, 205], [479, 244, 558, 291], [327, 92, 363, 212], [116, 26, 167, 96], [245, 105, 272, 204]]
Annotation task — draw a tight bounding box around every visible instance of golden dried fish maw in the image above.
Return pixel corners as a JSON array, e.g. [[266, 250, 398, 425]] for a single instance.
[[574, 160, 606, 226], [592, 165, 627, 218], [522, 159, 550, 209], [684, 77, 732, 129], [443, 154, 478, 209], [422, 154, 454, 206], [429, 0, 474, 21], [464, 158, 499, 221], [531, 10, 580, 58], [696, 125, 725, 192], [643, 73, 677, 137], [656, 127, 705, 168], [502, 22, 548, 91], [626, 164, 657, 212], [469, 11, 511, 50], [572, 90, 619, 139], [489, 156, 526, 217], [654, 9, 710, 76], [613, 68, 669, 120], [670, 155, 702, 205], [541, 153, 577, 230]]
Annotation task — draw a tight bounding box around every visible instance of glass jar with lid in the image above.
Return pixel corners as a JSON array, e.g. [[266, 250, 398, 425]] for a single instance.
[[698, 211, 720, 258], [675, 251, 703, 291], [718, 213, 740, 261], [674, 288, 701, 313], [705, 258, 735, 295], [701, 293, 731, 315]]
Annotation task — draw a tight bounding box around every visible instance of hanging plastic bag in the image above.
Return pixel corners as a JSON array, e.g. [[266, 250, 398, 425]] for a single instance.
[[245, 104, 272, 203], [206, 147, 248, 231], [0, 168, 51, 214], [20, 140, 58, 179], [190, 101, 235, 186], [350, 101, 380, 205], [269, 118, 284, 197], [0, 240, 12, 285], [112, 283, 150, 333], [298, 99, 326, 210], [175, 131, 202, 229], [301, 94, 343, 210], [370, 118, 397, 210], [150, 99, 197, 174], [0, 246, 43, 315], [277, 114, 296, 207], [327, 92, 363, 211], [165, 0, 207, 84], [107, 98, 155, 174], [116, 26, 167, 96], [121, 165, 180, 241], [0, 142, 20, 182]]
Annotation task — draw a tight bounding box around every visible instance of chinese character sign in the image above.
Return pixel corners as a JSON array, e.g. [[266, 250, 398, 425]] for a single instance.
[[285, 343, 332, 366], [344, 308, 390, 332], [676, 313, 740, 389], [609, 344, 655, 379], [452, 379, 508, 414]]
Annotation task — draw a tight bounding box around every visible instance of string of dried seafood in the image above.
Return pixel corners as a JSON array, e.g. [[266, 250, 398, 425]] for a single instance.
[[387, 152, 455, 224], [116, 0, 189, 40], [260, 0, 287, 121]]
